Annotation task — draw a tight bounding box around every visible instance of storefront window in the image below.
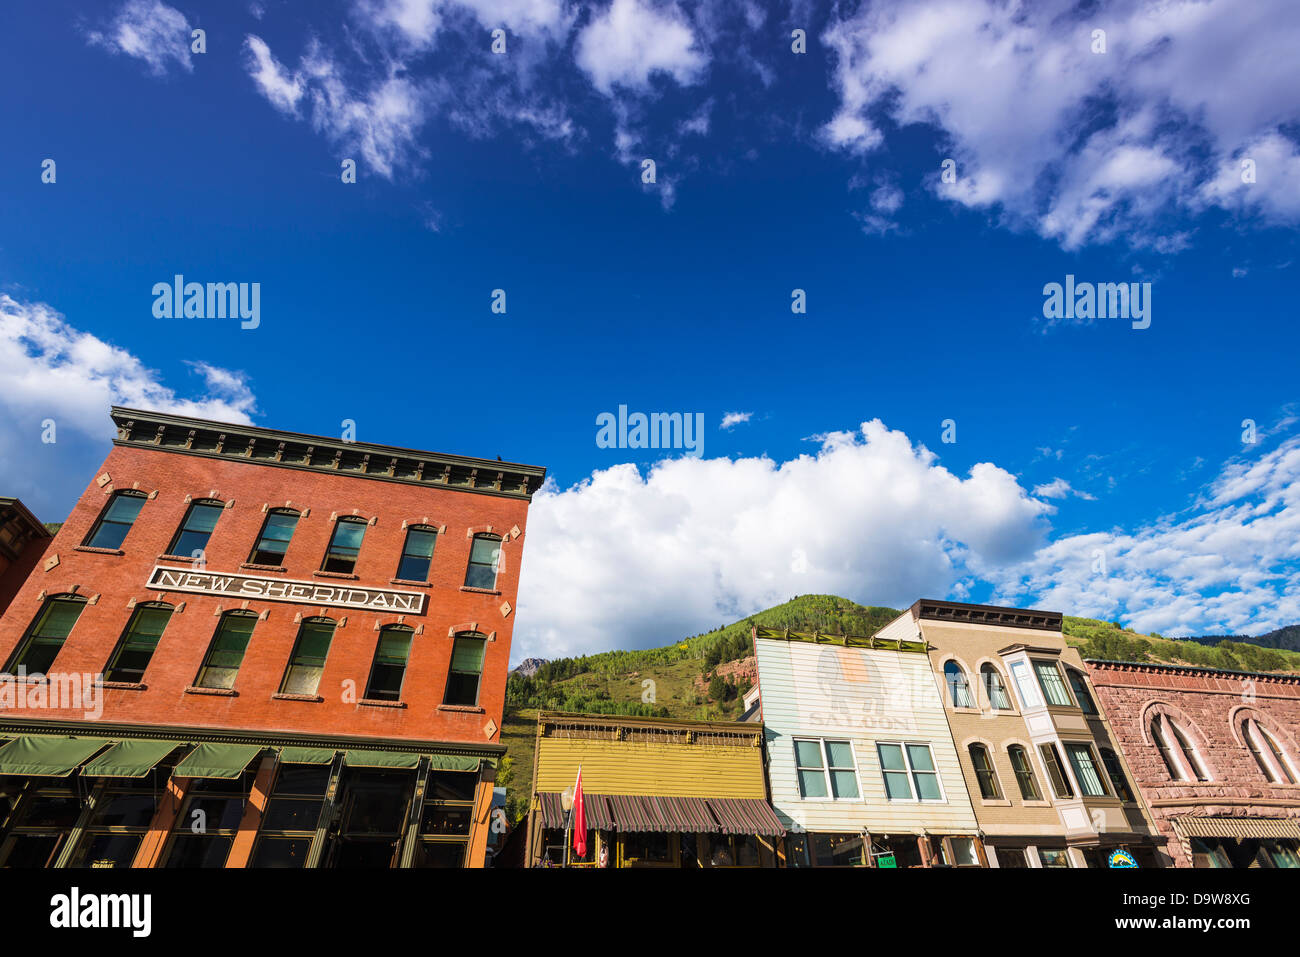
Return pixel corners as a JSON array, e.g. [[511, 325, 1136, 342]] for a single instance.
[[251, 763, 331, 868]]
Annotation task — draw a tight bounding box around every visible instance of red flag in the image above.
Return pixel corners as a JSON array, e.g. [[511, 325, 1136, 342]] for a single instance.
[[572, 766, 587, 859]]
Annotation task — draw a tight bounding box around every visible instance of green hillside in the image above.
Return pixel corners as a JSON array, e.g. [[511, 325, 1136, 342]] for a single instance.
[[499, 596, 1300, 821]]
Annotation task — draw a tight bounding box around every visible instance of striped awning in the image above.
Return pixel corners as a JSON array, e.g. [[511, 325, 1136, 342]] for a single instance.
[[707, 798, 786, 837], [537, 792, 614, 830], [1173, 816, 1300, 841], [606, 793, 665, 832], [661, 795, 717, 833]]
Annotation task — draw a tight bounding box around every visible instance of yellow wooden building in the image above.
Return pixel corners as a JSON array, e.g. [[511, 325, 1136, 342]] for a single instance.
[[524, 712, 784, 867]]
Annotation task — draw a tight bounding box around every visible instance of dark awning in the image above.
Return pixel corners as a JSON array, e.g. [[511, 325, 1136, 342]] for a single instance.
[[659, 795, 717, 833], [606, 793, 665, 832], [426, 754, 482, 772], [173, 743, 263, 779], [0, 735, 111, 777], [707, 798, 786, 837], [82, 739, 180, 777]]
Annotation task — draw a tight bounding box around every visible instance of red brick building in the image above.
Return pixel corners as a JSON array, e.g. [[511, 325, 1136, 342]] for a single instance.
[[0, 498, 52, 617], [1085, 658, 1300, 868], [0, 406, 544, 869]]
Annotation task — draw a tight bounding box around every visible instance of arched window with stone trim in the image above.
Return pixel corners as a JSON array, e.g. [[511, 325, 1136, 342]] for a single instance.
[[1241, 715, 1298, 785], [944, 660, 974, 709]]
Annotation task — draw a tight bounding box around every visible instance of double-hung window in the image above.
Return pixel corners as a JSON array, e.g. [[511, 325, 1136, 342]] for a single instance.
[[321, 517, 366, 574], [464, 535, 501, 589], [1067, 669, 1096, 714], [1039, 743, 1074, 798], [168, 500, 223, 559], [1033, 660, 1073, 707], [104, 602, 174, 683], [280, 618, 336, 696], [396, 526, 437, 582], [5, 595, 85, 675], [944, 661, 974, 708], [1099, 747, 1135, 801], [84, 491, 146, 549], [878, 742, 942, 801], [969, 744, 1002, 799], [195, 612, 258, 690], [1009, 661, 1043, 709], [365, 626, 413, 701], [1008, 745, 1041, 800], [981, 664, 1012, 710], [443, 633, 486, 706], [249, 509, 299, 566], [1064, 743, 1110, 797], [793, 739, 859, 799]]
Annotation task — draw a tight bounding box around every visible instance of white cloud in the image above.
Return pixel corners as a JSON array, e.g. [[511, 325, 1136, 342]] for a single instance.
[[515, 419, 1051, 657], [243, 36, 304, 114], [86, 0, 194, 76], [575, 0, 707, 95], [720, 411, 751, 430], [0, 294, 257, 516], [822, 0, 1300, 249], [1032, 477, 1096, 502], [989, 436, 1300, 637]]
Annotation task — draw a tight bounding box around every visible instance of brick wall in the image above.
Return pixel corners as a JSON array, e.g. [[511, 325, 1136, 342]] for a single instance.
[[0, 441, 535, 746], [1085, 661, 1300, 866]]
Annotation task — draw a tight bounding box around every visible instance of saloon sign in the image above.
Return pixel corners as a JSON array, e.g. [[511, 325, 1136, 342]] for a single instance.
[[146, 565, 426, 614]]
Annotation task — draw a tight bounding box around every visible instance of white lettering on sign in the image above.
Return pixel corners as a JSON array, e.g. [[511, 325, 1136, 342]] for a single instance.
[[146, 566, 425, 614]]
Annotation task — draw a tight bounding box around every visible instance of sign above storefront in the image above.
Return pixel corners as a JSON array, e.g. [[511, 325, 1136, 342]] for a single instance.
[[146, 565, 426, 614]]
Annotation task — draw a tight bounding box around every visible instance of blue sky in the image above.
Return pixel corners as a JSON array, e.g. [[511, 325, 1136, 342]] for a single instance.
[[2, 0, 1298, 661]]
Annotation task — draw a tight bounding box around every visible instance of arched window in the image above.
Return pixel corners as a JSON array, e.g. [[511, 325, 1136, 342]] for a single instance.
[[195, 611, 259, 690], [968, 744, 1002, 800], [1067, 668, 1096, 714], [1099, 747, 1134, 802], [321, 516, 367, 574], [167, 499, 225, 559], [944, 660, 974, 708], [396, 525, 438, 582], [1150, 713, 1210, 782], [249, 508, 299, 566], [980, 663, 1012, 710], [1242, 717, 1298, 785], [366, 625, 413, 701], [104, 601, 174, 683], [4, 594, 86, 675], [84, 490, 147, 550], [280, 617, 337, 696], [1007, 745, 1041, 800], [444, 632, 487, 706], [464, 534, 502, 590]]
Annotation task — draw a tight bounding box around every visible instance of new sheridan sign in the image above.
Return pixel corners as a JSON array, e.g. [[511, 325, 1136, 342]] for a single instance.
[[146, 566, 426, 614]]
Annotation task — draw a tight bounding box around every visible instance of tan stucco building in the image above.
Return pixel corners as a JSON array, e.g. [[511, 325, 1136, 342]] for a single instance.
[[878, 600, 1168, 868]]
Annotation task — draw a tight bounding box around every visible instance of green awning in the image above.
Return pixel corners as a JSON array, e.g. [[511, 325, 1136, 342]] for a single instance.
[[82, 739, 180, 778], [280, 746, 337, 765], [0, 735, 111, 777], [427, 754, 484, 772], [344, 749, 421, 769], [173, 743, 263, 778]]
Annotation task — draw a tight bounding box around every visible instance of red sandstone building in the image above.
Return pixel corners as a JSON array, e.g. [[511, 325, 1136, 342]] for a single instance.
[[1086, 658, 1300, 868], [0, 406, 544, 868]]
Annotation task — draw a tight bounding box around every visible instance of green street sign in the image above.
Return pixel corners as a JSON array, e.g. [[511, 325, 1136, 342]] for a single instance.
[[877, 854, 897, 868]]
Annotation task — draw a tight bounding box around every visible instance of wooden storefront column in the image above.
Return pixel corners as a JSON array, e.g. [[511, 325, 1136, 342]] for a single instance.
[[305, 754, 345, 869], [225, 753, 277, 868], [465, 763, 496, 868], [398, 756, 431, 868], [132, 774, 191, 868]]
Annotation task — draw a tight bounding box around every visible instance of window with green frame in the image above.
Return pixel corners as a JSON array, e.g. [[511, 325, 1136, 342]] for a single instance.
[[104, 602, 174, 683], [1008, 745, 1042, 801], [0, 782, 83, 867], [67, 766, 176, 869], [194, 612, 258, 690], [167, 500, 224, 559], [83, 490, 147, 550], [365, 626, 413, 701], [4, 595, 86, 675], [280, 618, 336, 695], [877, 742, 942, 801], [1064, 743, 1110, 797], [443, 634, 486, 706]]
